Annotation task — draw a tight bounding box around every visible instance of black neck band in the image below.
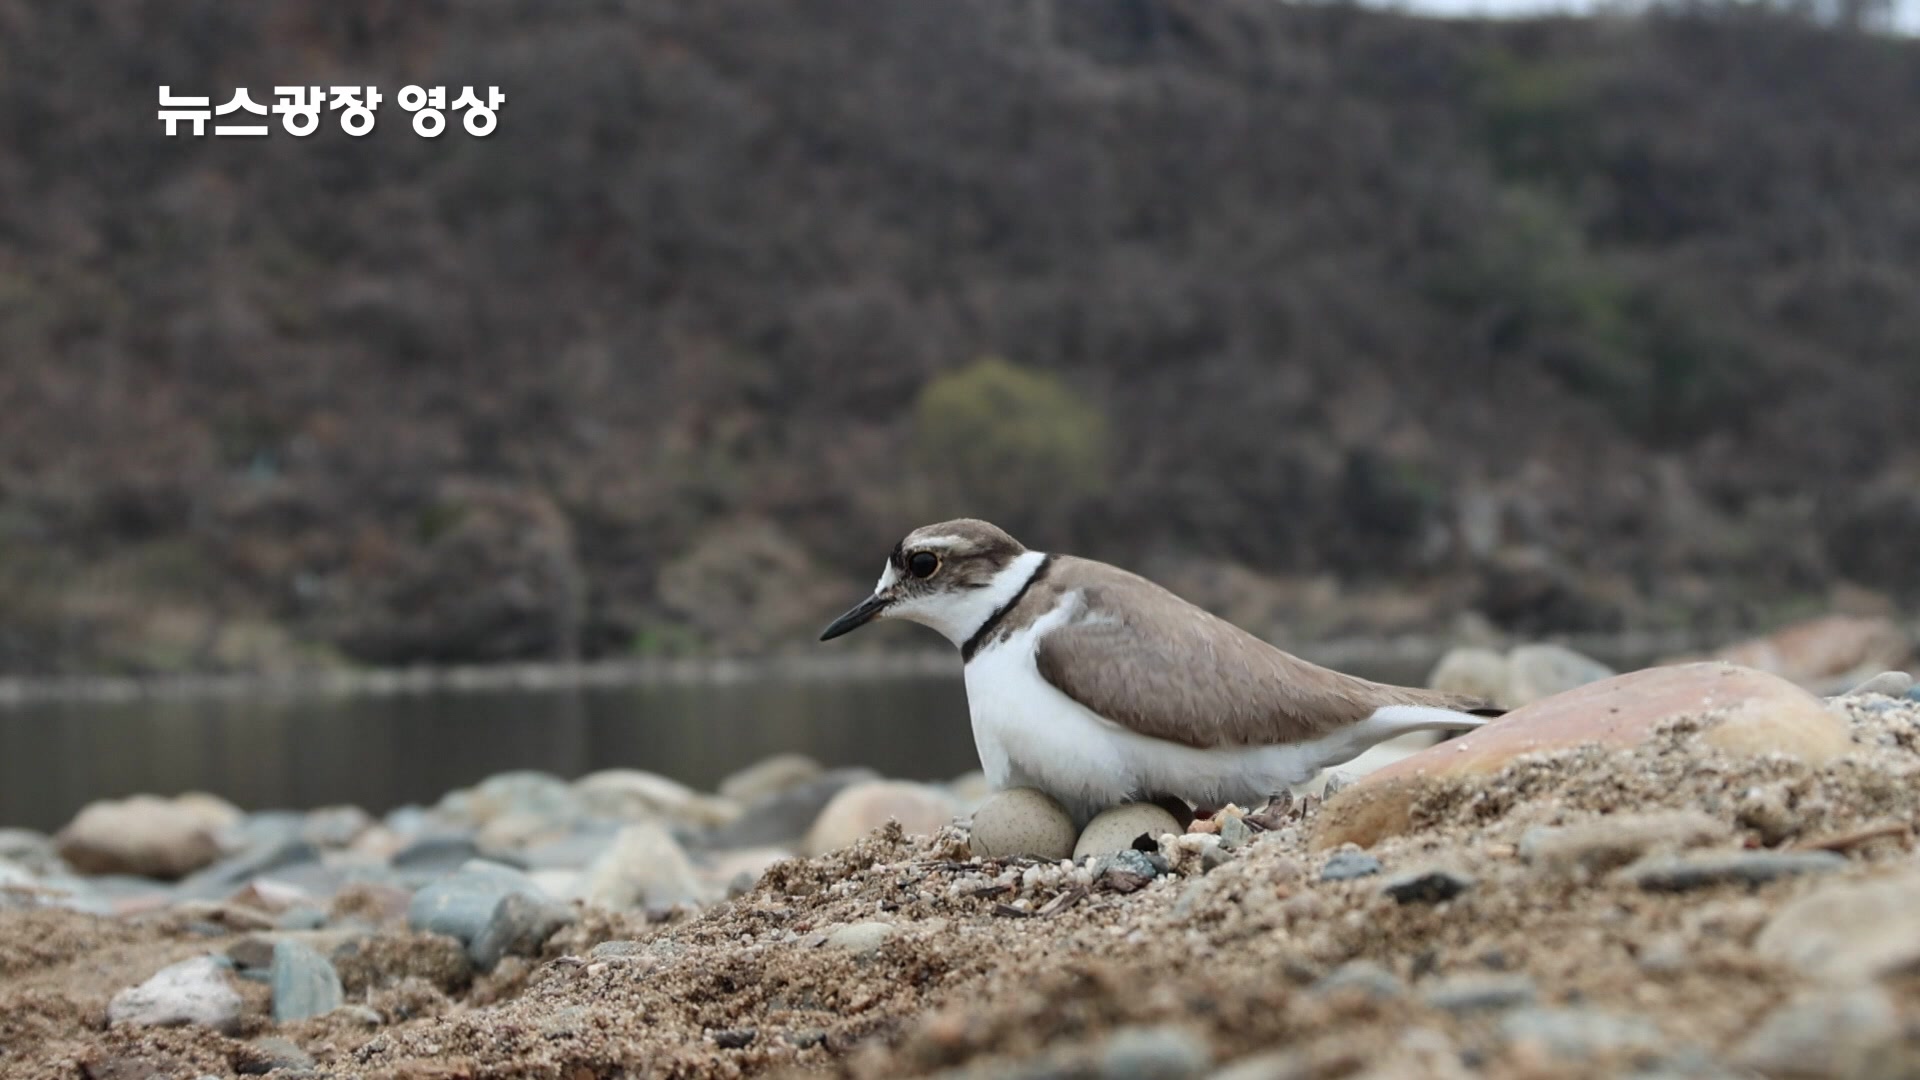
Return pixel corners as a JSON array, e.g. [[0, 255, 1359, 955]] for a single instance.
[[961, 554, 1053, 662]]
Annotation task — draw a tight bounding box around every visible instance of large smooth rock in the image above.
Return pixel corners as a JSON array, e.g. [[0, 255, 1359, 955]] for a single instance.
[[107, 956, 242, 1032], [573, 769, 742, 827], [717, 754, 824, 803], [1755, 870, 1920, 982], [0, 829, 62, 876], [1314, 663, 1852, 850], [442, 771, 580, 827], [56, 795, 234, 879], [802, 781, 956, 855], [271, 940, 344, 1022], [1733, 986, 1902, 1078], [576, 822, 709, 910]]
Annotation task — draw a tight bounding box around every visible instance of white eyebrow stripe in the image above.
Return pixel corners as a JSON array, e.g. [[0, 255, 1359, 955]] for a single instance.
[[908, 535, 971, 551]]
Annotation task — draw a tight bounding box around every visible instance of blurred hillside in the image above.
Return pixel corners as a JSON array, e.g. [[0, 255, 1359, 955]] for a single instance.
[[3, 1, 1919, 674]]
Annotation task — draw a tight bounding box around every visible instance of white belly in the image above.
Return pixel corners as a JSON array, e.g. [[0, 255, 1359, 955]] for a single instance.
[[961, 598, 1486, 824], [962, 609, 1340, 823]]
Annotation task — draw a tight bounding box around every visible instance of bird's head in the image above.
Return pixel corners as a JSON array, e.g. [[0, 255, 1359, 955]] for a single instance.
[[819, 518, 1034, 647]]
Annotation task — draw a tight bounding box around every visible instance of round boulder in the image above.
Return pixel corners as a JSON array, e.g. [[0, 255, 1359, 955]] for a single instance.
[[803, 781, 956, 855]]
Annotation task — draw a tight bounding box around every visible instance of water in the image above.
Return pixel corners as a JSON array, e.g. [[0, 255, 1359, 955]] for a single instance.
[[0, 674, 976, 832]]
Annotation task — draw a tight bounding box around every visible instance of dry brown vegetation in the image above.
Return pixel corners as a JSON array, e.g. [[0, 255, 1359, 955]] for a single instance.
[[3, 1, 1919, 673]]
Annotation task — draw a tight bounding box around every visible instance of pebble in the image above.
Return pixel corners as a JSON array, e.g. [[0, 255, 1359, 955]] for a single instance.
[[587, 940, 645, 960], [453, 770, 582, 826], [1427, 646, 1510, 706], [107, 955, 243, 1032], [823, 921, 896, 956], [1311, 960, 1404, 1000], [969, 788, 1078, 860], [1096, 1025, 1210, 1080], [392, 833, 486, 878], [301, 805, 376, 849], [1073, 803, 1181, 860], [718, 753, 824, 803], [1422, 974, 1537, 1013], [1499, 1006, 1666, 1060], [0, 828, 62, 875], [468, 890, 577, 970], [1504, 643, 1615, 707], [573, 768, 741, 827], [1518, 811, 1729, 878], [803, 780, 957, 855], [1319, 850, 1383, 882], [1621, 850, 1846, 892], [407, 861, 546, 943], [576, 821, 710, 910], [276, 906, 329, 931], [1732, 985, 1900, 1078], [176, 838, 323, 900], [1754, 870, 1920, 981], [56, 795, 231, 879], [705, 767, 879, 849], [1216, 814, 1253, 851], [271, 940, 344, 1022], [1839, 669, 1913, 699], [1381, 868, 1475, 904]]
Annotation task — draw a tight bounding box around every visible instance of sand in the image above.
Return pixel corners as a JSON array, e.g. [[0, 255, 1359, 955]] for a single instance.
[[5, 694, 1919, 1079]]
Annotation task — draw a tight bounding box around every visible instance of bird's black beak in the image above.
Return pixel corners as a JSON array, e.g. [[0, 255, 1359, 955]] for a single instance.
[[819, 593, 891, 641]]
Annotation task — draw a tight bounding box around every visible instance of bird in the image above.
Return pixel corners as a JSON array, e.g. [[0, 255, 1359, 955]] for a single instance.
[[819, 518, 1499, 823]]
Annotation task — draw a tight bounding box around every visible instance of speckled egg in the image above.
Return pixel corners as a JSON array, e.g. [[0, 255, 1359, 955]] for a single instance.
[[1072, 802, 1183, 860], [967, 787, 1078, 860]]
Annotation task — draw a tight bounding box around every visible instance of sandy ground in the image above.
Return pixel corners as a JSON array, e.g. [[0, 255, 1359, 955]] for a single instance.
[[6, 694, 1920, 1079]]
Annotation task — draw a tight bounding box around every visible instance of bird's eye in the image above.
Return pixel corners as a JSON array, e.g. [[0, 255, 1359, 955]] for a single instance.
[[907, 551, 940, 579]]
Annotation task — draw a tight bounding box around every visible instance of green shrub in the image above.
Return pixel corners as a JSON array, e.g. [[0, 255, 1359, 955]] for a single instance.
[[912, 357, 1109, 525]]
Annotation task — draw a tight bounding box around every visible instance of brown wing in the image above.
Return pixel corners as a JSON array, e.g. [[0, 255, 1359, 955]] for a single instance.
[[1030, 558, 1484, 749]]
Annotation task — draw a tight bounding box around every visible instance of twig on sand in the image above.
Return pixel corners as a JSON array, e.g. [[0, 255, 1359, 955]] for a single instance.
[[1792, 820, 1913, 853]]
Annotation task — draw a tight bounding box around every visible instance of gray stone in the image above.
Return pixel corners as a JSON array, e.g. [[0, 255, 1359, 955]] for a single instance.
[[1319, 851, 1383, 882], [705, 767, 880, 849], [271, 939, 344, 1022], [302, 805, 376, 849], [392, 832, 485, 877], [1311, 960, 1404, 1000], [453, 770, 582, 826], [718, 753, 824, 803], [577, 821, 710, 910], [1423, 974, 1537, 1013], [108, 955, 243, 1032], [176, 838, 323, 900], [1093, 848, 1163, 882], [1382, 868, 1475, 904], [1216, 815, 1253, 851], [1499, 1007, 1666, 1060], [1842, 670, 1913, 699], [573, 769, 739, 827], [519, 824, 619, 871], [823, 921, 896, 956], [1428, 646, 1510, 706], [1097, 1025, 1210, 1080], [1622, 851, 1845, 892], [1732, 986, 1900, 1078], [468, 891, 577, 970], [1505, 644, 1615, 708], [0, 828, 63, 875], [587, 940, 645, 960], [407, 861, 544, 944]]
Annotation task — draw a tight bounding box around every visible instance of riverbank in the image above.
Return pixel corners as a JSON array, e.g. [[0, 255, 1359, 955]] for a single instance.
[[3, 662, 1919, 1078]]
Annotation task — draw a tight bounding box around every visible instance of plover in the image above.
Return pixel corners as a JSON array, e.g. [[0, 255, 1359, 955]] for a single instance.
[[820, 519, 1499, 822]]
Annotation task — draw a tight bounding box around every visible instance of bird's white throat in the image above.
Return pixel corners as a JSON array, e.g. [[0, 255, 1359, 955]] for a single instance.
[[881, 549, 1049, 647]]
